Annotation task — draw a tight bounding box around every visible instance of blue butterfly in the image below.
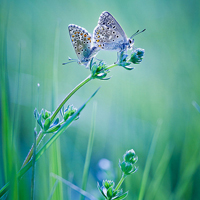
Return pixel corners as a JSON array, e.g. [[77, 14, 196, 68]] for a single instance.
[[66, 24, 101, 66], [93, 11, 145, 52]]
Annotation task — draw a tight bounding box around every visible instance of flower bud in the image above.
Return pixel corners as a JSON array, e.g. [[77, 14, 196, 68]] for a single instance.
[[64, 105, 77, 121], [44, 110, 51, 119], [90, 58, 110, 80], [123, 149, 138, 164], [43, 117, 51, 131], [129, 48, 145, 64], [103, 180, 114, 189], [41, 109, 51, 120], [119, 161, 133, 175]]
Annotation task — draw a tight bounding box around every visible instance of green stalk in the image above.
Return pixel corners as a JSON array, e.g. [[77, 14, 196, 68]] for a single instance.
[[21, 74, 93, 168], [50, 74, 92, 123], [0, 87, 99, 198], [49, 21, 63, 200], [21, 131, 44, 168], [31, 129, 37, 200], [80, 102, 97, 200], [106, 63, 118, 70], [114, 174, 126, 192], [138, 119, 162, 200], [1, 59, 117, 198]]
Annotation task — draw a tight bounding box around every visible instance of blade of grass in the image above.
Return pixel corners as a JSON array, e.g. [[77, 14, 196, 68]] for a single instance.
[[0, 3, 18, 198], [31, 129, 37, 200], [146, 144, 174, 200], [138, 119, 163, 200], [21, 74, 93, 168], [0, 87, 100, 197], [51, 173, 97, 200], [173, 145, 200, 199], [48, 180, 59, 200], [31, 83, 40, 200], [80, 101, 97, 200], [192, 101, 200, 113], [67, 172, 74, 200], [49, 21, 63, 200]]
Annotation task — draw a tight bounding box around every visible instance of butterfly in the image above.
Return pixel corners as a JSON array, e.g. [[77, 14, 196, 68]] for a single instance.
[[66, 24, 101, 66], [93, 11, 145, 52]]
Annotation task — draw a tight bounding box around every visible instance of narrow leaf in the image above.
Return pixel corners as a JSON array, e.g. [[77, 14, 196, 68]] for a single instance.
[[113, 191, 128, 200]]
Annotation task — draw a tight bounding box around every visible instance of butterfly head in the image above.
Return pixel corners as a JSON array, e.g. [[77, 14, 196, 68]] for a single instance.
[[128, 38, 134, 49]]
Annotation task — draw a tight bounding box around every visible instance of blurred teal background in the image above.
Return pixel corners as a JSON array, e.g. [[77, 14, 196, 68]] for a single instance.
[[1, 0, 200, 199]]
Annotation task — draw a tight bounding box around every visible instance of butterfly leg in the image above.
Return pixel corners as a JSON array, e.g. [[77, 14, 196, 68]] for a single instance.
[[114, 51, 121, 64]]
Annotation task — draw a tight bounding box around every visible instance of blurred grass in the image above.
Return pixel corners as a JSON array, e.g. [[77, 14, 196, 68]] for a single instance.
[[1, 0, 200, 199], [48, 20, 63, 200]]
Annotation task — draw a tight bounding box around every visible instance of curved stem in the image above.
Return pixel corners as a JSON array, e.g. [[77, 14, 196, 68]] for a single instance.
[[22, 74, 93, 168], [50, 74, 92, 123]]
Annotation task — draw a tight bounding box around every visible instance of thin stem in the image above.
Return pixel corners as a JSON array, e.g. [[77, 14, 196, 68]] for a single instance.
[[50, 74, 92, 123], [21, 131, 44, 168], [0, 89, 97, 197], [80, 102, 97, 200], [114, 174, 126, 192], [21, 74, 93, 168], [31, 129, 37, 200], [106, 63, 118, 70]]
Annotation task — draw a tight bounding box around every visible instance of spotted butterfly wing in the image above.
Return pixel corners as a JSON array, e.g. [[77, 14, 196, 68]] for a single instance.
[[93, 11, 128, 51], [68, 24, 99, 66]]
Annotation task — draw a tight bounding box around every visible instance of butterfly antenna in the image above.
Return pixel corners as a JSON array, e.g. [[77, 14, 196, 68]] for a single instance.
[[62, 60, 76, 65], [130, 29, 146, 39], [62, 57, 78, 65], [95, 57, 103, 62]]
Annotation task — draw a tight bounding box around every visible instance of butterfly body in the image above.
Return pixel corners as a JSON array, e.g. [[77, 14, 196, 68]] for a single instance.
[[68, 24, 100, 66]]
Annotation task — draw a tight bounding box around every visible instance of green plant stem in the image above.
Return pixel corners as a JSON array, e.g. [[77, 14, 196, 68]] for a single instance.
[[1, 61, 116, 197], [0, 87, 99, 198], [114, 174, 126, 192], [21, 130, 44, 168], [50, 74, 92, 123], [106, 63, 118, 70], [80, 102, 97, 200], [21, 74, 93, 168], [31, 129, 37, 200]]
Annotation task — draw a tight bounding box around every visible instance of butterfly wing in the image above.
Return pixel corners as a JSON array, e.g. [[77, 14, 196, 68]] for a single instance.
[[68, 24, 93, 64], [93, 11, 128, 51]]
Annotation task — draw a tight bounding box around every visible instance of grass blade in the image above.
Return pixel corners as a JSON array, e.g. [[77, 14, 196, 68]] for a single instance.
[[49, 20, 63, 200], [138, 119, 163, 200], [48, 180, 59, 200], [0, 87, 100, 197], [51, 173, 97, 200], [146, 144, 174, 199], [80, 101, 97, 200], [31, 129, 37, 200]]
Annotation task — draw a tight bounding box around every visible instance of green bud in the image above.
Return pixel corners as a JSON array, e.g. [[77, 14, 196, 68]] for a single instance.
[[43, 117, 51, 131], [90, 58, 110, 80], [41, 109, 51, 120], [124, 149, 138, 164], [63, 105, 77, 121], [119, 161, 133, 175], [103, 180, 114, 189], [129, 48, 145, 64], [44, 110, 51, 119], [64, 112, 70, 121]]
